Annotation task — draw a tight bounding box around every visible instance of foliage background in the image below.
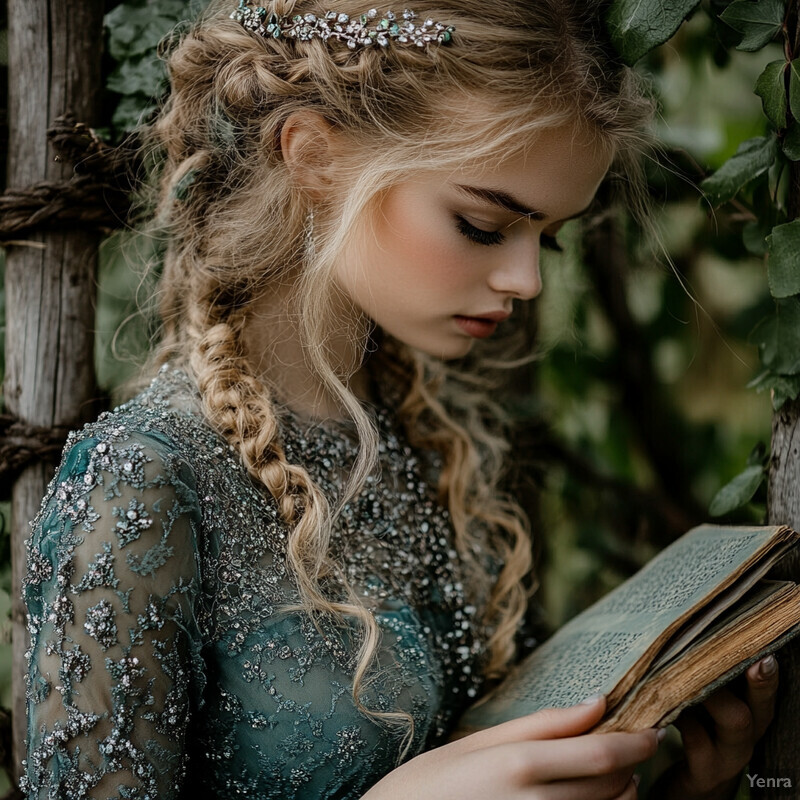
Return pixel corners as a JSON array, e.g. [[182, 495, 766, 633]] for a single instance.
[[0, 0, 794, 796]]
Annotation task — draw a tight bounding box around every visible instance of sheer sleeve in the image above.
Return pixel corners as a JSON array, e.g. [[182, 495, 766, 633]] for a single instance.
[[22, 427, 204, 800]]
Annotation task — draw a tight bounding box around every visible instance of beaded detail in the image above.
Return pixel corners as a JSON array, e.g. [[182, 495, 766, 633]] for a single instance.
[[230, 3, 456, 49], [23, 363, 493, 799]]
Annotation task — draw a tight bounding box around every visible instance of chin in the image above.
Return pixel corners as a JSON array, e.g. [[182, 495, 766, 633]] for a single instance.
[[415, 339, 475, 361], [381, 324, 475, 361]]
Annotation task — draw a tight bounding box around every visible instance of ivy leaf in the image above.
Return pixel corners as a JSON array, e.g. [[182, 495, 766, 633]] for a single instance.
[[106, 55, 167, 99], [606, 0, 702, 65], [111, 95, 158, 134], [709, 464, 766, 516], [782, 122, 800, 160], [748, 371, 800, 409], [701, 136, 777, 205], [755, 60, 787, 129], [720, 0, 785, 52], [746, 441, 768, 467], [750, 297, 800, 374], [772, 375, 800, 408], [743, 219, 770, 255], [789, 58, 800, 120], [105, 0, 190, 61], [767, 220, 800, 297]]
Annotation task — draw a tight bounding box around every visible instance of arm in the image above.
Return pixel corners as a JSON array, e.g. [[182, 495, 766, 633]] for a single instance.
[[22, 430, 203, 799]]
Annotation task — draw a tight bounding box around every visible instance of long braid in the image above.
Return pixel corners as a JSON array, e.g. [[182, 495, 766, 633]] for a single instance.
[[125, 0, 652, 747], [183, 293, 416, 747]]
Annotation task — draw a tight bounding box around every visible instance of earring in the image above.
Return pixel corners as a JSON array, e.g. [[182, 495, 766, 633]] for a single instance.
[[304, 207, 315, 263]]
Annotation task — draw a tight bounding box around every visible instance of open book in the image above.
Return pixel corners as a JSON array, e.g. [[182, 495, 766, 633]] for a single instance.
[[461, 524, 800, 733]]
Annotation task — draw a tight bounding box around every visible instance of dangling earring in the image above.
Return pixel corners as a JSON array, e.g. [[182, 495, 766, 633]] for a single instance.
[[304, 207, 315, 263]]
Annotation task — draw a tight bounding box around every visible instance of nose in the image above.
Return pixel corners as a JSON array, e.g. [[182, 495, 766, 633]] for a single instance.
[[487, 238, 543, 301]]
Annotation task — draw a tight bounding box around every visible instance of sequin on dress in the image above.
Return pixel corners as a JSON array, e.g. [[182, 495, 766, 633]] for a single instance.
[[22, 364, 494, 799]]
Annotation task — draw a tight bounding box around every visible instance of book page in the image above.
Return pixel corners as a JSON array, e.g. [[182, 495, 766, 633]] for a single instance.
[[596, 590, 800, 731], [651, 578, 792, 670], [460, 525, 795, 731]]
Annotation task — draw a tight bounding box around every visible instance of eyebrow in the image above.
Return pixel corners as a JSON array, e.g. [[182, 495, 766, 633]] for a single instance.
[[453, 183, 595, 222]]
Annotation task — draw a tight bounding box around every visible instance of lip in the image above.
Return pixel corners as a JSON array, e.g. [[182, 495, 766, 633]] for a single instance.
[[470, 310, 511, 322], [454, 314, 507, 339]]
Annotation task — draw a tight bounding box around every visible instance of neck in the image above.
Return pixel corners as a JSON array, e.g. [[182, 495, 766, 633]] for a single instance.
[[241, 275, 374, 422]]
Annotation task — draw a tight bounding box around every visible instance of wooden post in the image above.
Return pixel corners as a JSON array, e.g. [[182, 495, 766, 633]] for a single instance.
[[752, 4, 800, 786], [5, 0, 104, 782], [750, 397, 800, 793]]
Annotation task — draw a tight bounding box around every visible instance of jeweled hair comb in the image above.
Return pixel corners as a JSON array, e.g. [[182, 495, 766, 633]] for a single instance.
[[230, 2, 456, 49]]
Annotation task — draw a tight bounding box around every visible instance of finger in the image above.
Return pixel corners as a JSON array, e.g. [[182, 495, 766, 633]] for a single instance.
[[674, 709, 715, 775], [530, 772, 640, 800], [745, 655, 779, 740], [461, 695, 607, 750], [539, 768, 637, 800], [493, 728, 659, 783], [674, 706, 710, 745], [701, 687, 754, 758]]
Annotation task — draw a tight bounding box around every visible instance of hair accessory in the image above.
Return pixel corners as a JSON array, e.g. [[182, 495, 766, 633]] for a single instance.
[[230, 3, 455, 49]]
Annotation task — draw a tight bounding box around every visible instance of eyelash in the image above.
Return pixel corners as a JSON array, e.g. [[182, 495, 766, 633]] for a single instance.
[[455, 215, 563, 252], [455, 215, 505, 246]]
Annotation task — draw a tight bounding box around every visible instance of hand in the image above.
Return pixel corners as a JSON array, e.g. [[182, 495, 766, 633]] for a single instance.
[[362, 694, 662, 800], [649, 655, 779, 800]]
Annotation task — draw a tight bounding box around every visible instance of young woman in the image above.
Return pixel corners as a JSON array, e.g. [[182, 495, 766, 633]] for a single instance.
[[22, 1, 779, 798]]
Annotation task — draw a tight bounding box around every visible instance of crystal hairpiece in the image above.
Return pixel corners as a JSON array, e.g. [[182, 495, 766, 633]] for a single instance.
[[230, 2, 456, 49]]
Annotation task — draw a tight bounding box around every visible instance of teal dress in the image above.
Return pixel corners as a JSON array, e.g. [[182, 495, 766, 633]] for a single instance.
[[22, 365, 493, 799]]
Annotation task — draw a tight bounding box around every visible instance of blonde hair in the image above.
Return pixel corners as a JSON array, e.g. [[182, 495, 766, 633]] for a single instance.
[[130, 0, 652, 749]]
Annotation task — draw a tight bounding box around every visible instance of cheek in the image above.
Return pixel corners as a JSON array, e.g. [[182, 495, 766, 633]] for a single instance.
[[375, 192, 467, 295]]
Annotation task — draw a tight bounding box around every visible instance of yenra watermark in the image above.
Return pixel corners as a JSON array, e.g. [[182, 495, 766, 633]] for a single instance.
[[747, 774, 794, 789]]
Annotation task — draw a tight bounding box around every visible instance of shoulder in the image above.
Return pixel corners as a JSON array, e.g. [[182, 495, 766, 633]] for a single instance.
[[29, 364, 289, 564], [26, 366, 220, 564], [41, 364, 232, 506]]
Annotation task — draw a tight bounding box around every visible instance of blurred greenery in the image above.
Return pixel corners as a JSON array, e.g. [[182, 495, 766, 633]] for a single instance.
[[530, 8, 781, 627], [2, 0, 800, 797]]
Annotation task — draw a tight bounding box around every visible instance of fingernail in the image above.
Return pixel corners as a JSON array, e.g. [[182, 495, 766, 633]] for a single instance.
[[656, 728, 667, 743], [632, 774, 641, 788], [580, 693, 604, 705], [759, 655, 777, 678]]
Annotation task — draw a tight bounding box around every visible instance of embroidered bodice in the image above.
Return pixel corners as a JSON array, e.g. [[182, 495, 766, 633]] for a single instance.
[[22, 364, 493, 799]]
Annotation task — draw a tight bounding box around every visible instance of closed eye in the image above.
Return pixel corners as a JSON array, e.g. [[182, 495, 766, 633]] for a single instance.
[[454, 215, 506, 247]]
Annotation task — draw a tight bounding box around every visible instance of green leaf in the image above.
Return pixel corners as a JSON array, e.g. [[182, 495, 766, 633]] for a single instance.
[[111, 95, 158, 133], [720, 0, 785, 51], [709, 464, 766, 516], [606, 0, 702, 65], [782, 122, 800, 160], [750, 297, 800, 374], [701, 136, 777, 205], [106, 56, 168, 98], [748, 370, 800, 409], [767, 220, 800, 297], [105, 0, 189, 61], [746, 441, 768, 467], [743, 219, 769, 255], [789, 58, 800, 120], [772, 375, 800, 408], [755, 60, 787, 129]]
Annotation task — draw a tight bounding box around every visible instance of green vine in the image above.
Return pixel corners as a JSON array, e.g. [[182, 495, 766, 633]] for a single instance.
[[608, 0, 800, 516], [104, 0, 210, 136]]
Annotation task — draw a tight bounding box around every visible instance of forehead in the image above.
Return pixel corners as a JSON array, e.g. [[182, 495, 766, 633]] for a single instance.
[[446, 124, 614, 220]]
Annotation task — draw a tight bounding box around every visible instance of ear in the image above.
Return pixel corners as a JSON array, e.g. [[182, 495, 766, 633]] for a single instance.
[[280, 111, 343, 200]]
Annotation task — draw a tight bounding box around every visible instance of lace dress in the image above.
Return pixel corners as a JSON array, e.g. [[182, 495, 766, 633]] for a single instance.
[[22, 364, 494, 799]]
